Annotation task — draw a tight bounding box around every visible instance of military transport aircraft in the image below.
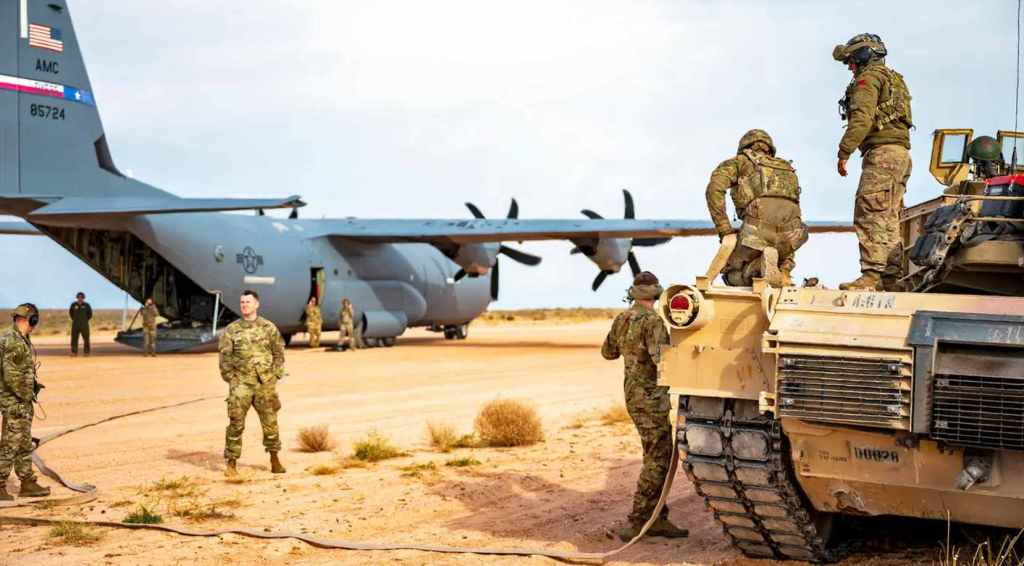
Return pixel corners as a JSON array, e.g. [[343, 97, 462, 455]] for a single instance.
[[0, 1, 850, 351]]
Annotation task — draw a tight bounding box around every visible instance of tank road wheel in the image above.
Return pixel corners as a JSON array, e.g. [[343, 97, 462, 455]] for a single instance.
[[381, 337, 396, 347], [679, 396, 834, 563]]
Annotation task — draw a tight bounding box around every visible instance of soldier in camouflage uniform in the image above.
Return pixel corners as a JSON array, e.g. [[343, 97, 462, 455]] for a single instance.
[[337, 298, 358, 351], [834, 33, 913, 291], [304, 296, 322, 348], [219, 290, 286, 476], [142, 297, 158, 357], [706, 129, 808, 287], [0, 304, 51, 500], [602, 272, 688, 542]]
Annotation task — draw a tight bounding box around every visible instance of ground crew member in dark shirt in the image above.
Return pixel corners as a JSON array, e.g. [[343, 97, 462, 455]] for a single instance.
[[69, 292, 92, 356]]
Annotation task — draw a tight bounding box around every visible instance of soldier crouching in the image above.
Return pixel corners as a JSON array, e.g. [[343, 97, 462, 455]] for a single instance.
[[602, 272, 687, 541], [219, 290, 286, 476], [0, 304, 51, 500]]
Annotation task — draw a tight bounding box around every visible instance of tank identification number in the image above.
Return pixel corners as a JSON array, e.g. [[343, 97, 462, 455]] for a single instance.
[[36, 59, 60, 74], [852, 446, 900, 464], [29, 103, 65, 121], [816, 449, 849, 465], [848, 293, 896, 310]]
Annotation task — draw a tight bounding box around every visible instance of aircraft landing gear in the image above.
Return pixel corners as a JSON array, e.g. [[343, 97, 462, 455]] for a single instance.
[[282, 333, 293, 347], [443, 324, 468, 340], [381, 337, 396, 347]]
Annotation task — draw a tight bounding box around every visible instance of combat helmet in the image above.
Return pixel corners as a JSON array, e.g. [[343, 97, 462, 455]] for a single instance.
[[833, 33, 887, 66], [968, 136, 1003, 162], [628, 271, 663, 301], [737, 129, 776, 156]]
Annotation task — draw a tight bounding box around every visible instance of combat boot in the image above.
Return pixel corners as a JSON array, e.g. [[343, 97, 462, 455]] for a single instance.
[[224, 459, 238, 477], [18, 478, 50, 498], [647, 517, 689, 539], [0, 486, 13, 501], [839, 270, 882, 291], [614, 523, 641, 542], [270, 452, 286, 474], [760, 247, 782, 287]]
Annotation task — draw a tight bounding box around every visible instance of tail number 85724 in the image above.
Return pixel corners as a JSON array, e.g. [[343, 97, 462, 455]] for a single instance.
[[29, 103, 65, 121]]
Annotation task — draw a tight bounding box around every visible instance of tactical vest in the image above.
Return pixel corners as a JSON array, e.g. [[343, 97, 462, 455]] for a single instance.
[[732, 150, 801, 216], [872, 66, 913, 131]]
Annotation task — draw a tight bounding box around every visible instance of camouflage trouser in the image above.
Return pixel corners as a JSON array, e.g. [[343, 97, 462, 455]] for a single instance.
[[624, 377, 673, 526], [143, 327, 156, 355], [0, 399, 35, 482], [724, 198, 807, 285], [224, 381, 281, 460], [855, 144, 912, 277], [340, 323, 358, 349], [307, 324, 321, 348]]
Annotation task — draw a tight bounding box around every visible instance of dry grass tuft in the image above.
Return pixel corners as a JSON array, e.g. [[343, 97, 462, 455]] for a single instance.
[[940, 528, 1024, 566], [599, 404, 631, 426], [338, 457, 368, 469], [169, 498, 236, 523], [307, 462, 341, 476], [122, 504, 163, 524], [474, 399, 544, 447], [399, 462, 438, 478], [148, 476, 201, 498], [297, 425, 337, 453], [351, 431, 407, 462], [445, 457, 481, 467], [48, 522, 103, 546], [426, 422, 477, 452]]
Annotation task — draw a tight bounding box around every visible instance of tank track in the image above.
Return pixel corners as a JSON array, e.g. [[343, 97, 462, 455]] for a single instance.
[[679, 396, 833, 563]]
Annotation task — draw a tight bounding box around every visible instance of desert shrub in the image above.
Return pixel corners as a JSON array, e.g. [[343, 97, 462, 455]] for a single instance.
[[426, 422, 477, 452], [48, 522, 103, 546], [445, 457, 481, 467], [123, 504, 163, 524], [297, 425, 337, 453], [352, 431, 406, 462], [307, 462, 341, 476], [474, 399, 544, 447], [600, 404, 631, 426]]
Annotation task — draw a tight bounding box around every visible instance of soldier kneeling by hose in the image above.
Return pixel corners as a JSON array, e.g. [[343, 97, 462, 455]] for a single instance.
[[602, 272, 688, 542], [706, 129, 808, 287], [0, 303, 51, 500]]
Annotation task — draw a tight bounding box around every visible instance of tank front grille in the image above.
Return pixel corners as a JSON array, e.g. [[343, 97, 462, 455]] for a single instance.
[[932, 375, 1024, 450], [777, 355, 911, 430]]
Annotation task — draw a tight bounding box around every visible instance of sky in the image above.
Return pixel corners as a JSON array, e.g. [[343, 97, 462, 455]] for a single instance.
[[1, 0, 1021, 309]]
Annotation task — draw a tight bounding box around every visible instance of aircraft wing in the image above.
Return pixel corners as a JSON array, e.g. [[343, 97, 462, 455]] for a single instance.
[[0, 220, 42, 236], [309, 218, 853, 244], [25, 196, 306, 218]]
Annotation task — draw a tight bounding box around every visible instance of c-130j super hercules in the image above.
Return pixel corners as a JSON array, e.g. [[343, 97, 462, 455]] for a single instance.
[[0, 0, 852, 352]]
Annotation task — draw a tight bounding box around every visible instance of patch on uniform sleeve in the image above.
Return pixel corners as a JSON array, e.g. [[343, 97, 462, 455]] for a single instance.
[[857, 79, 866, 87]]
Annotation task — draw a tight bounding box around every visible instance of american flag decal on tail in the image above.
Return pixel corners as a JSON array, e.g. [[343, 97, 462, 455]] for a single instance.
[[29, 23, 63, 53]]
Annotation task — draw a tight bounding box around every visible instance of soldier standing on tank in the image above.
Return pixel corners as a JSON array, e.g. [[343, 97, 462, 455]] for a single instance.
[[69, 291, 92, 356], [304, 296, 322, 348], [601, 272, 688, 542], [834, 33, 914, 291], [0, 304, 51, 500], [337, 298, 357, 351], [706, 129, 808, 287], [219, 290, 286, 477], [142, 297, 158, 357]]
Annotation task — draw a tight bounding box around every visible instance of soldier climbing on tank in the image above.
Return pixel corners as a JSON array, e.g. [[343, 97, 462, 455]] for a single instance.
[[602, 272, 688, 542], [834, 33, 914, 291], [967, 136, 1005, 180], [706, 129, 808, 287]]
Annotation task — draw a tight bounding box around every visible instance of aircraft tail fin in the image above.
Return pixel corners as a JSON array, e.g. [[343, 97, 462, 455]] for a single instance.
[[0, 1, 165, 199]]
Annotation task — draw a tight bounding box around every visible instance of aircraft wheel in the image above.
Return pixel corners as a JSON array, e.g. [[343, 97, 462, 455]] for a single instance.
[[363, 337, 379, 348], [454, 324, 469, 340], [282, 334, 293, 347], [443, 327, 456, 340], [381, 337, 396, 347]]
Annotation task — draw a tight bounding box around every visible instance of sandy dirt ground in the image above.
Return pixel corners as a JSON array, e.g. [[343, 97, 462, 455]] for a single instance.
[[0, 321, 945, 565]]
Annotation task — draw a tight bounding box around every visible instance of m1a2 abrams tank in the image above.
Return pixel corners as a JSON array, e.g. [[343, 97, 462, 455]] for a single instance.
[[657, 129, 1024, 562]]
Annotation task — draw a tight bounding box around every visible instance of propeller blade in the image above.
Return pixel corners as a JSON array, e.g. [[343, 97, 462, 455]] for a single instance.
[[257, 209, 265, 216], [288, 208, 298, 220], [499, 245, 541, 266], [465, 202, 486, 219], [506, 198, 519, 219], [627, 251, 641, 277], [490, 259, 500, 301], [581, 209, 603, 220], [633, 237, 672, 247], [623, 189, 635, 219], [454, 269, 467, 282], [592, 270, 611, 292]]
